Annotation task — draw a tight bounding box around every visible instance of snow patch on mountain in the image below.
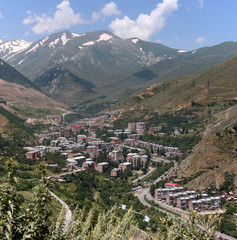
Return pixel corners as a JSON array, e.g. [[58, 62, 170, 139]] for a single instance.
[[49, 38, 60, 48], [132, 39, 139, 44], [192, 50, 197, 54], [18, 59, 25, 65], [97, 33, 112, 42], [27, 37, 49, 53], [71, 33, 85, 38], [82, 33, 113, 47], [61, 33, 70, 45], [83, 41, 95, 46], [26, 43, 40, 54], [39, 37, 49, 46], [178, 50, 188, 53]]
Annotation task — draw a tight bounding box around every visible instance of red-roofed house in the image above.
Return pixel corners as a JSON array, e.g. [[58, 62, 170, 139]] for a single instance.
[[165, 183, 182, 189]]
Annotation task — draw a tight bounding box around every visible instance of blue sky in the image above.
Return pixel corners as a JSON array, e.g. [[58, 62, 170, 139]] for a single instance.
[[0, 0, 237, 50]]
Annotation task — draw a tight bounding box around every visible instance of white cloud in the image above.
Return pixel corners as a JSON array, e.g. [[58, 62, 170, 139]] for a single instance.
[[101, 2, 121, 16], [92, 2, 121, 22], [23, 0, 86, 34], [196, 36, 206, 43], [0, 12, 2, 19], [198, 0, 204, 8], [92, 12, 102, 22], [109, 0, 178, 40]]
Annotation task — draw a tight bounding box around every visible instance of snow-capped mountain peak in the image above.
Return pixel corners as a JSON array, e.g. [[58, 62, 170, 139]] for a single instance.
[[0, 39, 32, 60]]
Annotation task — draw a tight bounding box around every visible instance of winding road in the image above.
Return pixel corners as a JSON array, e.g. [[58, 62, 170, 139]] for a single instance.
[[49, 190, 72, 233]]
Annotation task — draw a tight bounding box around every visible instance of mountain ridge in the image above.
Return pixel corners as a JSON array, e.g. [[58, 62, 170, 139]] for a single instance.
[[3, 29, 237, 115], [0, 59, 66, 118]]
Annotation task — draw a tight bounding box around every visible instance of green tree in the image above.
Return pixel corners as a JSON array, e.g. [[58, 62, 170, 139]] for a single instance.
[[0, 158, 25, 239]]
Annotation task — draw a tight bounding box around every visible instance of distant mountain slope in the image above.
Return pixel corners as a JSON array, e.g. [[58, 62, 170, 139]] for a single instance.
[[0, 59, 39, 90], [116, 41, 237, 89], [168, 105, 237, 190], [4, 30, 237, 114], [0, 59, 65, 117], [34, 65, 96, 105], [116, 53, 237, 119], [5, 30, 179, 82]]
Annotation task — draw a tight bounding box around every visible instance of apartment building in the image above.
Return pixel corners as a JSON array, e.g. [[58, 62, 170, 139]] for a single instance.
[[110, 168, 121, 177], [110, 150, 122, 162], [95, 162, 109, 173], [87, 146, 99, 158], [118, 162, 132, 171]]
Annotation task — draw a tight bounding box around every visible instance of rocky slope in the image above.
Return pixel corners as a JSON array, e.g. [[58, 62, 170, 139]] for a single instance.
[[168, 105, 237, 190]]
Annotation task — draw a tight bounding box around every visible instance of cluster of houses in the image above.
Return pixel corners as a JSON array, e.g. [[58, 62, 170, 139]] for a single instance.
[[67, 110, 124, 134], [108, 151, 149, 177], [155, 183, 221, 212], [24, 145, 62, 160]]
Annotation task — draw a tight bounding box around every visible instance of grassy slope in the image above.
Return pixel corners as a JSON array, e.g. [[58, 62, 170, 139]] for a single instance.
[[116, 53, 237, 117], [0, 105, 35, 142], [0, 59, 40, 90], [112, 41, 237, 98]]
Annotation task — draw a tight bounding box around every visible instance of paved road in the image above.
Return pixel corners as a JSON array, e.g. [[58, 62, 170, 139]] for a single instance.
[[47, 168, 83, 179], [151, 156, 170, 163], [132, 167, 155, 183], [49, 190, 72, 233]]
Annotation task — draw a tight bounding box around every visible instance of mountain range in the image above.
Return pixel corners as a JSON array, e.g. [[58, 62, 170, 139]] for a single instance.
[[2, 30, 237, 113]]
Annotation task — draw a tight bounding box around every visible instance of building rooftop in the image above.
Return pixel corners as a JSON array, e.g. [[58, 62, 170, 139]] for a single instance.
[[165, 182, 182, 187], [120, 162, 132, 166], [98, 162, 109, 166]]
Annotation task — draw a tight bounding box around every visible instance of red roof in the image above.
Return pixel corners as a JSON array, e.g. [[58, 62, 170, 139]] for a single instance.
[[165, 183, 182, 187]]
